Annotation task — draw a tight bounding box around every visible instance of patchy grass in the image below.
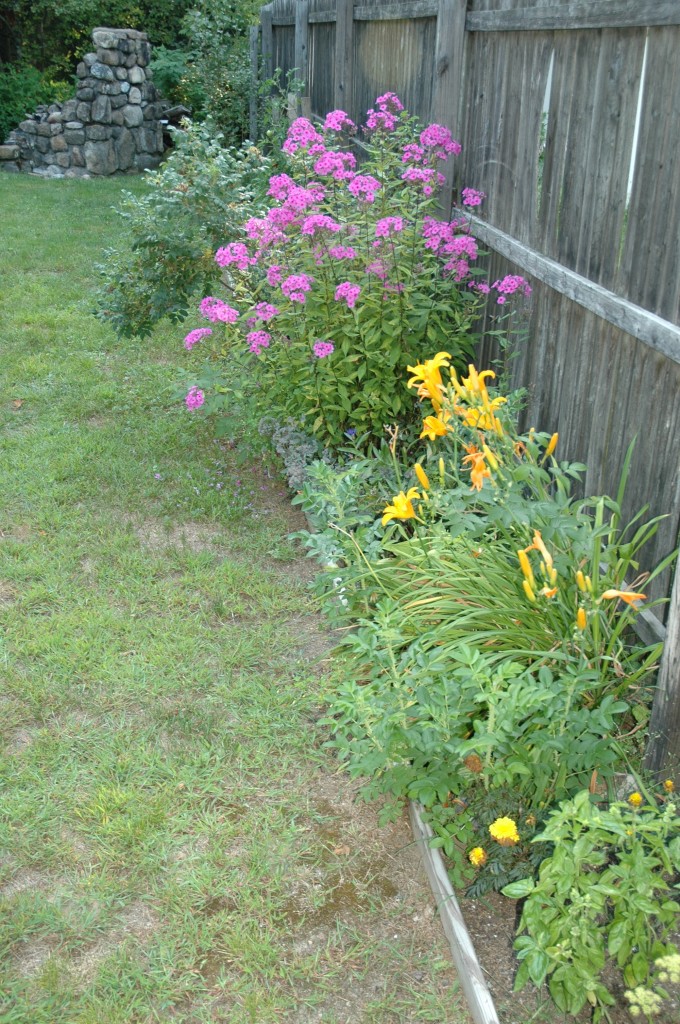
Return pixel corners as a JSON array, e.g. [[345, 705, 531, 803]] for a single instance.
[[0, 173, 469, 1023]]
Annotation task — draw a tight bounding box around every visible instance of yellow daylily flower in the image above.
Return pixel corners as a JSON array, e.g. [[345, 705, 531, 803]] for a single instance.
[[539, 586, 558, 599], [407, 352, 451, 409], [601, 589, 647, 605], [381, 487, 421, 527], [420, 412, 452, 441]]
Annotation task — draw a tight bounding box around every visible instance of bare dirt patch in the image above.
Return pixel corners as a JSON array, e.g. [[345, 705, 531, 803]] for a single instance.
[[69, 901, 161, 985]]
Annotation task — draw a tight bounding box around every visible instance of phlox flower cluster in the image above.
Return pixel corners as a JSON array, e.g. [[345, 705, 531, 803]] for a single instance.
[[401, 166, 446, 196], [282, 117, 324, 155], [253, 302, 279, 321], [327, 245, 356, 261], [199, 297, 240, 323], [244, 216, 286, 252], [267, 265, 283, 286], [323, 110, 356, 132], [314, 150, 356, 180], [492, 274, 532, 304], [375, 216, 404, 237], [347, 174, 381, 203], [183, 327, 212, 350], [419, 123, 462, 159], [462, 187, 486, 207], [313, 340, 335, 358], [281, 273, 314, 303], [335, 281, 361, 308], [301, 214, 343, 236], [185, 386, 205, 411], [215, 242, 255, 271], [365, 92, 404, 132], [247, 330, 271, 354]]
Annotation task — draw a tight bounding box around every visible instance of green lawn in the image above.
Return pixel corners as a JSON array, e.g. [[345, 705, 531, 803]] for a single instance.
[[0, 173, 467, 1024]]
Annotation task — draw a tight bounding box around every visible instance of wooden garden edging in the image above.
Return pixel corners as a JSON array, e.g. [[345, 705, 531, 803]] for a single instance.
[[409, 801, 501, 1024]]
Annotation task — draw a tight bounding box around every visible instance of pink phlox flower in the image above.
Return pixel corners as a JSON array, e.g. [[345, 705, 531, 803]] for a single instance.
[[419, 123, 462, 158], [443, 258, 470, 281], [281, 273, 314, 303], [365, 108, 398, 132], [301, 214, 343, 236], [183, 327, 212, 351], [267, 173, 296, 200], [366, 259, 388, 280], [442, 235, 478, 261], [313, 150, 356, 180], [185, 387, 205, 411], [247, 330, 271, 353], [375, 216, 404, 238], [334, 281, 361, 308], [308, 143, 326, 157], [402, 166, 436, 185], [266, 265, 283, 287], [267, 206, 298, 229], [469, 280, 491, 294], [497, 296, 507, 305], [375, 92, 404, 112], [199, 297, 240, 323], [283, 183, 326, 213], [462, 187, 486, 207], [347, 174, 381, 203], [282, 117, 324, 154], [313, 340, 335, 358], [422, 216, 454, 252], [215, 242, 255, 270], [244, 217, 286, 249], [324, 110, 356, 132], [253, 302, 280, 321], [402, 143, 425, 164], [327, 245, 357, 261], [492, 274, 532, 297]]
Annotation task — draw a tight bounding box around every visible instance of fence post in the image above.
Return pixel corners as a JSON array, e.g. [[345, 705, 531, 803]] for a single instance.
[[334, 0, 354, 115], [432, 0, 468, 215], [249, 24, 260, 140], [261, 4, 274, 81], [294, 0, 311, 118], [644, 564, 680, 777]]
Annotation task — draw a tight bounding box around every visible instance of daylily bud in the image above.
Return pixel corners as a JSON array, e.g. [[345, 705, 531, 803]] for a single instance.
[[542, 432, 558, 461], [518, 550, 535, 586], [576, 570, 587, 592], [482, 444, 499, 471], [523, 579, 536, 603], [414, 463, 430, 490], [576, 607, 587, 631]]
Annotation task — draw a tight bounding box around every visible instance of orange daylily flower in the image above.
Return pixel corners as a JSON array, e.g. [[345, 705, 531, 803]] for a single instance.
[[462, 445, 491, 491], [601, 589, 647, 605]]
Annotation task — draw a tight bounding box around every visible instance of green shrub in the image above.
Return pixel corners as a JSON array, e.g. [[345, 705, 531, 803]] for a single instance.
[[0, 64, 56, 142], [94, 121, 275, 338]]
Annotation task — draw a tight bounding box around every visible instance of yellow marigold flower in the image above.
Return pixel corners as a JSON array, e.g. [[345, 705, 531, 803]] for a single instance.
[[601, 589, 647, 605], [382, 487, 420, 527], [542, 432, 559, 461], [407, 352, 451, 409], [489, 817, 520, 846], [420, 412, 451, 441], [576, 606, 587, 631], [663, 779, 674, 793], [469, 847, 487, 868], [628, 792, 643, 808], [523, 579, 536, 603], [414, 463, 430, 490]]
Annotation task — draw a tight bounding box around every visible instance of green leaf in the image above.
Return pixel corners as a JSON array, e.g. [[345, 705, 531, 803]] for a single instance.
[[502, 878, 536, 899]]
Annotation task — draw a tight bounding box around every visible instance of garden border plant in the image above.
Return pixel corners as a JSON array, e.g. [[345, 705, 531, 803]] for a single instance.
[[164, 92, 680, 1020]]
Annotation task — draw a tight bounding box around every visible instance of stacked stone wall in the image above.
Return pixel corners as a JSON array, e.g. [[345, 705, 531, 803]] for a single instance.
[[0, 28, 165, 177]]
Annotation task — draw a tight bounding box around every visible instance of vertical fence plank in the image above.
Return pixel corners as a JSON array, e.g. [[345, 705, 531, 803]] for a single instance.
[[432, 0, 467, 213], [335, 0, 355, 114], [645, 565, 680, 776], [295, 0, 311, 116], [261, 4, 274, 80], [249, 25, 260, 140]]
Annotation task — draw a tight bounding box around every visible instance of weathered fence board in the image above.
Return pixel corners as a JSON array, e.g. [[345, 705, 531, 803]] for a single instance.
[[466, 0, 680, 33]]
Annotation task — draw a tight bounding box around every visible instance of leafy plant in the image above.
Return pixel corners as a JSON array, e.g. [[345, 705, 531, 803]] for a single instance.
[[181, 94, 530, 448], [94, 121, 275, 338], [0, 63, 57, 142], [503, 790, 680, 1020]]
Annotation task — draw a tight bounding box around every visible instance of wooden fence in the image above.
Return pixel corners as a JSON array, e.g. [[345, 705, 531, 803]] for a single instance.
[[256, 0, 680, 613]]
